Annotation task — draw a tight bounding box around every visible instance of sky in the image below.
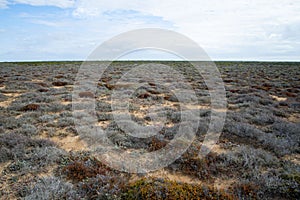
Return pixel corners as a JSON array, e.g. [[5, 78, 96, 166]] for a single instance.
[[0, 0, 299, 61]]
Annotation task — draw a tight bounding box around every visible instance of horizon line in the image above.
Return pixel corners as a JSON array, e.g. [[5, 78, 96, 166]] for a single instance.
[[1, 60, 300, 63]]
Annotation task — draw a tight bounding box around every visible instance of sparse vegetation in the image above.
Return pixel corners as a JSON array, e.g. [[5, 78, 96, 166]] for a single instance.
[[0, 61, 299, 199]]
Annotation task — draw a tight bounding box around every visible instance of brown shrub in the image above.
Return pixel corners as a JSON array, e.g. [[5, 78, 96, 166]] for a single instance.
[[252, 85, 271, 91], [105, 83, 115, 90], [100, 77, 112, 83], [174, 151, 224, 181], [286, 88, 299, 93], [230, 182, 259, 199], [38, 88, 49, 92], [224, 79, 234, 83], [284, 91, 297, 97], [79, 91, 94, 98], [164, 94, 178, 102], [62, 157, 111, 182], [137, 92, 151, 99], [229, 89, 239, 93], [148, 137, 168, 151], [52, 81, 68, 86], [35, 82, 48, 87], [148, 82, 156, 86], [20, 104, 40, 111], [54, 75, 65, 79]]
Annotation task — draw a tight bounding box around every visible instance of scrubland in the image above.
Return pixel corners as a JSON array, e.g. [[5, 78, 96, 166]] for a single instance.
[[0, 61, 299, 199]]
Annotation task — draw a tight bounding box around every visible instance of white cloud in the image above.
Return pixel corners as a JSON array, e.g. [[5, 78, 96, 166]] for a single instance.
[[12, 0, 75, 8], [30, 19, 65, 27], [69, 0, 300, 60], [0, 7, 175, 61], [0, 0, 8, 8], [72, 0, 141, 18], [1, 0, 300, 60]]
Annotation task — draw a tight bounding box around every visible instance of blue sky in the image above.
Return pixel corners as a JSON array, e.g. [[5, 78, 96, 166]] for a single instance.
[[0, 0, 299, 61]]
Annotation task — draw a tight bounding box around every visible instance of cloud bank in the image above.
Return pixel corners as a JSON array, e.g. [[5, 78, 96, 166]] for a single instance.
[[0, 0, 299, 61]]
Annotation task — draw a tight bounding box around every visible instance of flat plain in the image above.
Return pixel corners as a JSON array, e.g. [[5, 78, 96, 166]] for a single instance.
[[0, 61, 299, 199]]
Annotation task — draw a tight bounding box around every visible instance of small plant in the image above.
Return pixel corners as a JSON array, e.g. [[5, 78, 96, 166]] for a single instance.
[[20, 103, 40, 111]]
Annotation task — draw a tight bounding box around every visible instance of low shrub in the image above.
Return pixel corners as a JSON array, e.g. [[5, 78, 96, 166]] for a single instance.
[[123, 178, 234, 200], [16, 124, 37, 136], [0, 133, 55, 163], [230, 181, 259, 199], [24, 177, 75, 200], [62, 156, 112, 182], [260, 171, 300, 199], [258, 132, 298, 156], [38, 88, 49, 92], [148, 137, 168, 151], [224, 121, 263, 139], [74, 174, 128, 200], [79, 91, 95, 98], [221, 145, 279, 172], [41, 103, 67, 112], [96, 101, 112, 112], [20, 104, 40, 111], [5, 146, 65, 174], [38, 114, 57, 123], [173, 151, 224, 180], [57, 117, 74, 128], [250, 113, 275, 126], [1, 117, 23, 129], [0, 93, 8, 101], [52, 81, 68, 86]]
